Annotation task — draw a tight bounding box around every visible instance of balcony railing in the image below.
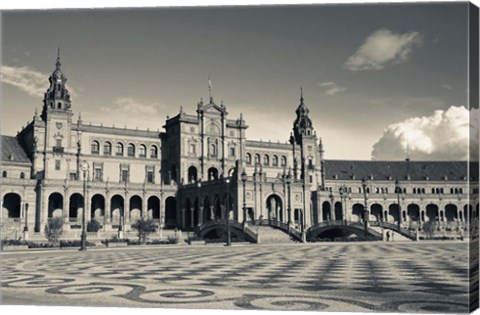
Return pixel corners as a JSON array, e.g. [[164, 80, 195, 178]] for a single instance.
[[52, 146, 64, 154]]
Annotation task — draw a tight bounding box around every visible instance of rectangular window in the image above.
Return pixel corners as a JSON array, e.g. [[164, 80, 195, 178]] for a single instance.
[[230, 147, 236, 158], [309, 175, 313, 183], [121, 170, 129, 183], [94, 168, 102, 181], [190, 144, 196, 154], [147, 171, 154, 183], [55, 160, 61, 170], [56, 139, 62, 147], [69, 172, 77, 180]]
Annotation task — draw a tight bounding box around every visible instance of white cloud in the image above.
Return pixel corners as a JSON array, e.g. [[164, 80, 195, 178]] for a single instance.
[[318, 81, 346, 96], [442, 83, 453, 90], [86, 97, 167, 130], [1, 65, 77, 97], [344, 29, 422, 71], [101, 97, 160, 115], [371, 106, 478, 161]]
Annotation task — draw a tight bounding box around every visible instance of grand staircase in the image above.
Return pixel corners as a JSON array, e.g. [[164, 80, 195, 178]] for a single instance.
[[370, 226, 414, 241], [256, 225, 297, 244]]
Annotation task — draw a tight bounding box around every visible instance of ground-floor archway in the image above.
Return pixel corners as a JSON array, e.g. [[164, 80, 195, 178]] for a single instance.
[[48, 192, 63, 218], [91, 194, 105, 220], [2, 193, 21, 218], [165, 196, 177, 228]]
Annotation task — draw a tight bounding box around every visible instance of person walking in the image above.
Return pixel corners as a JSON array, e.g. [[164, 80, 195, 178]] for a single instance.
[[386, 231, 390, 241]]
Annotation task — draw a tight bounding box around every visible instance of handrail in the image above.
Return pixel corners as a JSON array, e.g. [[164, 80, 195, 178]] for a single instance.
[[370, 221, 417, 240]]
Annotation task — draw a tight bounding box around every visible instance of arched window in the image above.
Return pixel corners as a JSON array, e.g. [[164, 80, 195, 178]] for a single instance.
[[139, 144, 147, 157], [254, 154, 260, 165], [281, 156, 287, 167], [103, 142, 112, 155], [91, 141, 100, 154], [263, 155, 269, 166], [210, 144, 217, 157], [20, 172, 25, 179], [150, 145, 158, 158], [116, 143, 124, 156], [246, 153, 252, 165], [272, 155, 278, 166], [127, 143, 135, 157]]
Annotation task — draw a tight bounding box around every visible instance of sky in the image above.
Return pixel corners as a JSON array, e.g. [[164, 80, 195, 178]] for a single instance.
[[0, 2, 476, 160]]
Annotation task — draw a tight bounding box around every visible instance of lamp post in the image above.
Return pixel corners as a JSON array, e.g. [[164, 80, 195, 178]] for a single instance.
[[80, 160, 89, 251], [197, 179, 202, 226], [225, 177, 231, 246], [395, 180, 402, 229], [361, 178, 369, 232], [286, 169, 292, 232], [241, 171, 247, 232], [23, 203, 29, 240]]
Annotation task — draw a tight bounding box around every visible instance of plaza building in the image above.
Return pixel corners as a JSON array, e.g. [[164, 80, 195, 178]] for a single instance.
[[1, 54, 478, 242]]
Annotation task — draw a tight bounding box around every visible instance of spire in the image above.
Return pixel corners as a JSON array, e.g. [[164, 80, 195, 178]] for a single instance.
[[208, 75, 213, 103], [300, 86, 304, 103], [41, 49, 71, 120], [56, 47, 61, 70]]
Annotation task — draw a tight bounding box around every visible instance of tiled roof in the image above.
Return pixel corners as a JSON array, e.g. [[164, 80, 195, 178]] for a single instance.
[[1, 135, 31, 163], [324, 160, 476, 181]]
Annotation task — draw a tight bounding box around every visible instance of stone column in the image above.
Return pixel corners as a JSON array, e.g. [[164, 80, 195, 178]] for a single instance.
[[105, 194, 111, 224], [63, 192, 70, 224], [124, 197, 130, 231], [190, 209, 194, 228], [199, 206, 204, 225], [142, 194, 147, 218], [85, 192, 91, 223], [41, 188, 48, 232], [181, 207, 186, 228]]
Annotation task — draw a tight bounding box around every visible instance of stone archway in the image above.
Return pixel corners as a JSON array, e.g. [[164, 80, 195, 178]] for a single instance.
[[407, 204, 420, 222], [426, 204, 439, 222], [148, 196, 160, 219], [370, 204, 383, 222], [91, 194, 105, 220], [352, 203, 364, 222], [69, 193, 84, 221], [2, 193, 21, 218], [110, 195, 124, 226], [165, 196, 177, 228], [445, 204, 458, 222], [188, 166, 198, 183], [130, 195, 142, 222], [266, 194, 283, 222], [388, 204, 400, 222], [322, 201, 331, 221], [208, 167, 219, 181], [334, 202, 343, 222], [48, 193, 63, 218]]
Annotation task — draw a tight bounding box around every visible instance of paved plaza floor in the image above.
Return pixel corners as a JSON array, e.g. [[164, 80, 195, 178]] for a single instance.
[[0, 242, 472, 313]]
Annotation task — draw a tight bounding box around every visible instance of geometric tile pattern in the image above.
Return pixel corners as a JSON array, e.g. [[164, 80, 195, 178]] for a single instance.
[[0, 242, 470, 312]]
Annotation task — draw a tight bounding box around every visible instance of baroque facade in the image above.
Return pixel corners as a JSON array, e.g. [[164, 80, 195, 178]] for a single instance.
[[1, 54, 478, 241]]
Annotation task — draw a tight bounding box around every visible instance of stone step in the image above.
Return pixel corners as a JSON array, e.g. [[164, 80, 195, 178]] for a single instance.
[[256, 226, 296, 244], [370, 226, 413, 242]]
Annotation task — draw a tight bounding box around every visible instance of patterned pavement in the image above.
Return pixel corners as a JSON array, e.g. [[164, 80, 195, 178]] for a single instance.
[[0, 242, 471, 312]]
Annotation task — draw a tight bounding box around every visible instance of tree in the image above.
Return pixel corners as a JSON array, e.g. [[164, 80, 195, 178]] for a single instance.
[[131, 218, 156, 244], [87, 218, 102, 232], [422, 220, 436, 239], [44, 217, 64, 246]]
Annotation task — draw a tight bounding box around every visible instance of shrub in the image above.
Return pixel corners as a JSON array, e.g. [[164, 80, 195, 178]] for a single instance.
[[87, 219, 102, 232], [44, 217, 64, 246], [131, 218, 156, 243]]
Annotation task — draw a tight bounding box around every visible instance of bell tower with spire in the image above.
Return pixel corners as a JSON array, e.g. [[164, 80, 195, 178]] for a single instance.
[[40, 49, 75, 180], [290, 88, 321, 192], [41, 48, 72, 120]]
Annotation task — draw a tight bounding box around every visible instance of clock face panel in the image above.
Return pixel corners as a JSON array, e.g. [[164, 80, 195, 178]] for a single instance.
[[81, 161, 89, 171]]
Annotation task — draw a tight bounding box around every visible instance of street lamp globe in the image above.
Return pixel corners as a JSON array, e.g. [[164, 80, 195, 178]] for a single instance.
[[81, 160, 89, 172]]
